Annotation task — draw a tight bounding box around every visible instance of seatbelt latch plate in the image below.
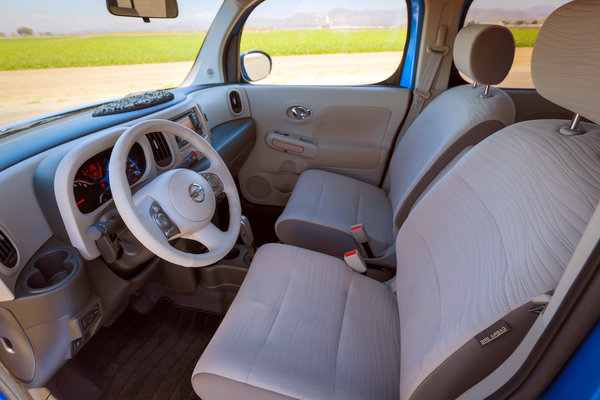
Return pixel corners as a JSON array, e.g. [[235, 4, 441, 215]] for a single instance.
[[344, 250, 367, 273], [350, 224, 369, 243], [350, 224, 375, 258]]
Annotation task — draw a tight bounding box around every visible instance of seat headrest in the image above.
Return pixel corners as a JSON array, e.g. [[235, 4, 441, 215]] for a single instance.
[[453, 24, 515, 86], [532, 0, 600, 125]]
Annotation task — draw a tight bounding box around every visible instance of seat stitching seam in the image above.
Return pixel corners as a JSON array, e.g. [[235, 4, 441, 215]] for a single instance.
[[333, 273, 354, 400], [244, 252, 297, 383]]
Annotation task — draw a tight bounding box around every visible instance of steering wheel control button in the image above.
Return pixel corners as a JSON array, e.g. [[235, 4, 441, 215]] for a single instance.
[[188, 183, 206, 203], [155, 213, 169, 228], [149, 201, 180, 239], [201, 172, 224, 196]]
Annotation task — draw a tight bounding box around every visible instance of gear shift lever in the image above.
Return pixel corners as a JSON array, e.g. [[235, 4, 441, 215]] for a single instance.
[[240, 216, 256, 260]]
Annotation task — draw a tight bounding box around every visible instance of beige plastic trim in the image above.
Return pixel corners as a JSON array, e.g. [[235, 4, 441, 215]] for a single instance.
[[239, 85, 410, 206], [183, 1, 246, 86]]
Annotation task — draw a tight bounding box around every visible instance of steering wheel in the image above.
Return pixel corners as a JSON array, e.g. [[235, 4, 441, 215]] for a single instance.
[[108, 119, 241, 267]]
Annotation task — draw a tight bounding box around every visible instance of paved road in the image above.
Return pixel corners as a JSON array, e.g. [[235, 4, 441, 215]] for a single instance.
[[0, 48, 533, 127]]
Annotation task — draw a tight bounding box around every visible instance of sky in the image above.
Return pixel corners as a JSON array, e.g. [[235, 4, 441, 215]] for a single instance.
[[0, 0, 572, 35]]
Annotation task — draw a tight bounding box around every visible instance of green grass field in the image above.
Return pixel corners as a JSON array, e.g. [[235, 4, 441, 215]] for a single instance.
[[0, 28, 539, 71]]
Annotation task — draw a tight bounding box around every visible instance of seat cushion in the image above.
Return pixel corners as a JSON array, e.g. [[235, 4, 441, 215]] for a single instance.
[[275, 170, 394, 257], [192, 243, 400, 400]]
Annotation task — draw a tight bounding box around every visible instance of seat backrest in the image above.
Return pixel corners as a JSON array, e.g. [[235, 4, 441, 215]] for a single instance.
[[387, 24, 516, 230], [394, 2, 600, 399]]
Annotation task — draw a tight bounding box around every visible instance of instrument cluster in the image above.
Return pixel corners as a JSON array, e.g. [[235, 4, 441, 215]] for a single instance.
[[73, 143, 146, 214]]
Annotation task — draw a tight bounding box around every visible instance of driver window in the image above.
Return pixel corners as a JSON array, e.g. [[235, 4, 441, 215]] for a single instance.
[[240, 0, 408, 85]]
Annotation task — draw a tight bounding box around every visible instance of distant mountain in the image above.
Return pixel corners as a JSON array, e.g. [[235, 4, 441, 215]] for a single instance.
[[467, 6, 555, 23], [246, 8, 408, 29]]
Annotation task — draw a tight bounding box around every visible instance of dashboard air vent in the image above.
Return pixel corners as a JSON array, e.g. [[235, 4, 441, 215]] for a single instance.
[[229, 90, 243, 114], [0, 229, 17, 268], [146, 132, 172, 167]]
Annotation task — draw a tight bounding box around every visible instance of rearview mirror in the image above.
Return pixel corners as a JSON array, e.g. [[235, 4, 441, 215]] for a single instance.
[[241, 50, 272, 83], [106, 0, 178, 20]]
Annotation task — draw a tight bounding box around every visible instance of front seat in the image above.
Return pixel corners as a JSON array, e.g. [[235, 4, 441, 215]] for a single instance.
[[275, 24, 516, 259], [193, 2, 600, 399]]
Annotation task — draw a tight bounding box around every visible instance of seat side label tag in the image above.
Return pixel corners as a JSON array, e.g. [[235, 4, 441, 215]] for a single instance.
[[475, 319, 511, 346]]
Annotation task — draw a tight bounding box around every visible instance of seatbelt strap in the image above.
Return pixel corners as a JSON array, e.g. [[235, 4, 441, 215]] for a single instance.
[[394, 25, 449, 148]]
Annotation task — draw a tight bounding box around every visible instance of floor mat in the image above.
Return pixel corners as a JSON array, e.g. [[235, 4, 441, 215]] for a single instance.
[[59, 301, 222, 400]]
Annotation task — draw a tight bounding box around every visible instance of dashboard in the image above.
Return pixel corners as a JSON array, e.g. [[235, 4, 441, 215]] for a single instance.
[[0, 84, 255, 388]]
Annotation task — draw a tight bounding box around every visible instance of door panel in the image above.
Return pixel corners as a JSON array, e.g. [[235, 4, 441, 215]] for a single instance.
[[238, 85, 410, 206]]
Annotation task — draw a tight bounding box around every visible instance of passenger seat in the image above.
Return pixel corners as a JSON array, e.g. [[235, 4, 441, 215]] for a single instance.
[[275, 24, 516, 260]]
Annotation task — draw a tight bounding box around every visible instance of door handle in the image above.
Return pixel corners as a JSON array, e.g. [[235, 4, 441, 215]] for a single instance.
[[287, 105, 311, 120]]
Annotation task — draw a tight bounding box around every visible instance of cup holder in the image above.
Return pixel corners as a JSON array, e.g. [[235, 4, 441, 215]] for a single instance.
[[22, 249, 80, 294]]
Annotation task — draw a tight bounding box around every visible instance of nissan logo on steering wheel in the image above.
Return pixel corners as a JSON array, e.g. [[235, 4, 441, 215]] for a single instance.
[[188, 183, 206, 203]]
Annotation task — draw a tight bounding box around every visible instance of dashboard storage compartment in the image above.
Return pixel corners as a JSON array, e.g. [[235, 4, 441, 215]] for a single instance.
[[23, 249, 80, 294]]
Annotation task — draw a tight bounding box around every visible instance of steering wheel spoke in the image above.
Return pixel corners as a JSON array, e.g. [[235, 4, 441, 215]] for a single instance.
[[187, 223, 227, 252]]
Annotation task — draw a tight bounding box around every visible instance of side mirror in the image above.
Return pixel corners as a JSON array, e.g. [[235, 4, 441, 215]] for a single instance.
[[106, 0, 178, 20], [240, 50, 272, 83]]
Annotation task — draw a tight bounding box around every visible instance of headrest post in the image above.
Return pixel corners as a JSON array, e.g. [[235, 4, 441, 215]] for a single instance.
[[559, 113, 585, 136], [570, 113, 582, 131], [480, 85, 492, 99], [471, 82, 478, 89]]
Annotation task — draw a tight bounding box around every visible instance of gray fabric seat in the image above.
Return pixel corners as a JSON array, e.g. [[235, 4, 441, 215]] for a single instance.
[[193, 2, 600, 399], [193, 243, 401, 399], [276, 24, 516, 258]]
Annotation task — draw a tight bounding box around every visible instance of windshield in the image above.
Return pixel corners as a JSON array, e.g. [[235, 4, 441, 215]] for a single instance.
[[0, 0, 223, 128]]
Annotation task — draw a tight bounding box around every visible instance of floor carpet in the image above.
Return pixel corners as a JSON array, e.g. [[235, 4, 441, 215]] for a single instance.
[[55, 301, 223, 400]]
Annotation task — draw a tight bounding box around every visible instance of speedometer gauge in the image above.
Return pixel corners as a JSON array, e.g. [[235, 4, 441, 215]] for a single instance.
[[73, 143, 146, 214], [125, 158, 142, 185]]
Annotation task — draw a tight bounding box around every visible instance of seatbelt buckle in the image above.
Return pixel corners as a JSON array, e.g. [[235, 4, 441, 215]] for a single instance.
[[350, 224, 375, 258], [344, 250, 367, 274]]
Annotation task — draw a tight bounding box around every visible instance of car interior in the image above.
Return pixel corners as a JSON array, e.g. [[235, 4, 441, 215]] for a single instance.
[[0, 0, 599, 399]]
